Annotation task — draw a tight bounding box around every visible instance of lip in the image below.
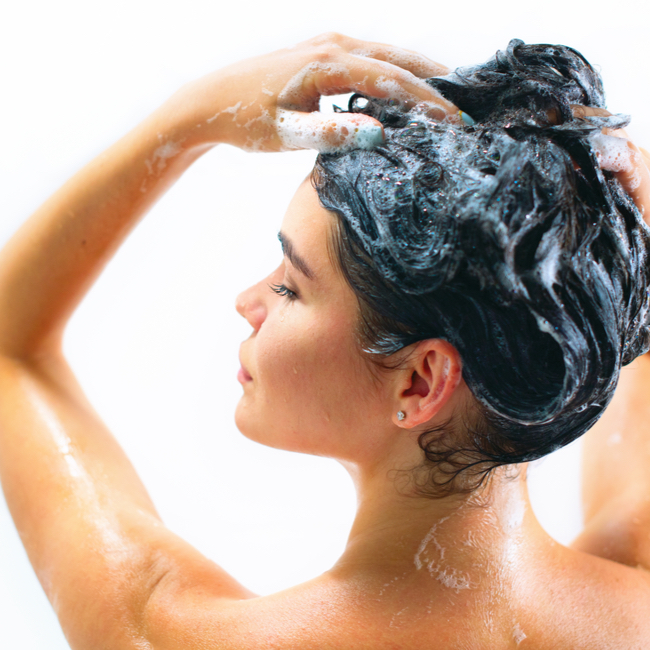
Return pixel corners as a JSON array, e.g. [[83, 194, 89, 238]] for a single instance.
[[237, 366, 253, 383], [237, 351, 253, 383]]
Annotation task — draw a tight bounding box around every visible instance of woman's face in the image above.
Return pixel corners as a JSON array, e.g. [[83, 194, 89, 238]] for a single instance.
[[235, 180, 394, 462]]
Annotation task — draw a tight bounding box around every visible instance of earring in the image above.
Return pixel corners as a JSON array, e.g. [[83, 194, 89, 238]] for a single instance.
[[397, 410, 406, 421]]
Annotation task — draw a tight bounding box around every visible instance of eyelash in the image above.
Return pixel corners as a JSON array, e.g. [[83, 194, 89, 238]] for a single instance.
[[269, 283, 298, 301]]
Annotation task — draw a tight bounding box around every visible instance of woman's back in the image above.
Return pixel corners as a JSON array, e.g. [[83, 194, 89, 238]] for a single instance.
[[143, 539, 650, 648]]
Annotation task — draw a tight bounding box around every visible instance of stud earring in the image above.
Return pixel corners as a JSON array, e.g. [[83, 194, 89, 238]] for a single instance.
[[397, 410, 406, 421]]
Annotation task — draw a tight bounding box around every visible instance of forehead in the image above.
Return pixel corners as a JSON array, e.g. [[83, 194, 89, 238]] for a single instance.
[[281, 180, 339, 281]]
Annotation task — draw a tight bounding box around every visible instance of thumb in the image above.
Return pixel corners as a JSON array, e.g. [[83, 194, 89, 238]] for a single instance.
[[276, 109, 384, 153]]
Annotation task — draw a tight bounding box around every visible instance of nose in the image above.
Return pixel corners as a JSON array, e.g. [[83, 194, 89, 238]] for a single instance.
[[235, 280, 268, 332]]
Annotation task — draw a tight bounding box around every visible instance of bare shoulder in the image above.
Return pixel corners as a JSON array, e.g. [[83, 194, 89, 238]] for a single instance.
[[144, 558, 650, 650], [531, 544, 650, 646]]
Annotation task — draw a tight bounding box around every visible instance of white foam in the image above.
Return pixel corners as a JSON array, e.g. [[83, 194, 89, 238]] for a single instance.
[[505, 495, 526, 531], [538, 241, 562, 288], [206, 101, 243, 124], [30, 387, 83, 478], [414, 517, 448, 569], [374, 74, 424, 105], [143, 139, 182, 178], [414, 516, 474, 592], [513, 623, 527, 645], [590, 132, 634, 173], [607, 430, 622, 446], [388, 606, 410, 629], [276, 108, 383, 153], [433, 566, 472, 591], [152, 141, 180, 172]]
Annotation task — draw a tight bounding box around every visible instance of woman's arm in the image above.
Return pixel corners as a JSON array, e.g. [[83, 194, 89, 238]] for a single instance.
[[572, 144, 650, 569], [572, 353, 650, 568], [0, 34, 452, 649]]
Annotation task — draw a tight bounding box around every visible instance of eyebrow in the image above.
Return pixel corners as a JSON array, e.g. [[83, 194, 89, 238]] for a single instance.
[[277, 231, 314, 280]]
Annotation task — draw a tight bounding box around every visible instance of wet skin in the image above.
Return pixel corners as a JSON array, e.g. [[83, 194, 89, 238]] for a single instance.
[[0, 33, 649, 650]]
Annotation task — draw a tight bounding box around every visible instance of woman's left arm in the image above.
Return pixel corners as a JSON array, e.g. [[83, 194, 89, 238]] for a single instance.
[[0, 34, 452, 649]]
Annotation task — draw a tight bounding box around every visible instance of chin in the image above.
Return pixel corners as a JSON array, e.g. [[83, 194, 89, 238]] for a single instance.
[[234, 401, 257, 440], [234, 401, 334, 456], [234, 401, 287, 450]]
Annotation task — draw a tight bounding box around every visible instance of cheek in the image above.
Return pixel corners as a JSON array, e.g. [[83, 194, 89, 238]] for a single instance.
[[250, 308, 383, 453], [257, 312, 355, 401]]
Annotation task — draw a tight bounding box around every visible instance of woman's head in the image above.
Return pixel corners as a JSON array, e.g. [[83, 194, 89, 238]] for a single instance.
[[235, 179, 470, 476], [313, 39, 650, 493], [235, 180, 409, 463]]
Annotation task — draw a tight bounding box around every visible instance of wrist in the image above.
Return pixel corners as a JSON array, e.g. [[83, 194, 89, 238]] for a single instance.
[[154, 75, 235, 152]]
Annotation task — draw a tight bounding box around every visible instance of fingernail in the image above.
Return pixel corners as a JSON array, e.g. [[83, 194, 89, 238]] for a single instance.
[[459, 110, 476, 126], [353, 123, 384, 149]]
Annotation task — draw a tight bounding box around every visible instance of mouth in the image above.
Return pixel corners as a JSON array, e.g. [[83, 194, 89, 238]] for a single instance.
[[237, 366, 253, 383], [238, 351, 253, 383]]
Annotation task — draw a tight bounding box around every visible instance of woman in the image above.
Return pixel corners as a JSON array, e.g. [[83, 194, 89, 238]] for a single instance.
[[0, 33, 649, 648]]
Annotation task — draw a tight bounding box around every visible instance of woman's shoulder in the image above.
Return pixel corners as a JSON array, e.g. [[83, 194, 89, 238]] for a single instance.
[[517, 542, 650, 649], [171, 557, 650, 650]]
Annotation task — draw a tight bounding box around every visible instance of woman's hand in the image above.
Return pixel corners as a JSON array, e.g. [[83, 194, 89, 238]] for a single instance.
[[165, 33, 455, 153], [572, 105, 650, 225]]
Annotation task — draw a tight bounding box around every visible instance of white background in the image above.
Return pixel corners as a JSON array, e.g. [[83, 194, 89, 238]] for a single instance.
[[1, 0, 648, 647]]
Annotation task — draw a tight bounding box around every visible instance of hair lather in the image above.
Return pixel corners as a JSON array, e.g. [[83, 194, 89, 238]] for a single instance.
[[313, 39, 650, 491]]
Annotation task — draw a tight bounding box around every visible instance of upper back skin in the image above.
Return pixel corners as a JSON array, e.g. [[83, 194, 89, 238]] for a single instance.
[[156, 547, 650, 650]]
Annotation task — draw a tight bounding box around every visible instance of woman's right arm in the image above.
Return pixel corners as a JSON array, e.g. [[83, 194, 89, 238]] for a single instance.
[[572, 145, 650, 570], [0, 34, 452, 359], [0, 35, 453, 650]]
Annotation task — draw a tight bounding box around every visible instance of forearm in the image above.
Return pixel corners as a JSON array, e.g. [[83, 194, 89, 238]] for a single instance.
[[0, 105, 211, 358], [574, 353, 650, 566]]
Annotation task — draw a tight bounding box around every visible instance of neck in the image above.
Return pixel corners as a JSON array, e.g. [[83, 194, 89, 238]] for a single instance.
[[331, 463, 550, 590]]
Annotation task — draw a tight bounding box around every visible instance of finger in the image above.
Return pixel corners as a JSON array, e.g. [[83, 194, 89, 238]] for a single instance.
[[352, 45, 448, 78], [620, 141, 650, 225], [278, 54, 456, 119], [306, 33, 449, 78], [570, 105, 630, 138], [637, 147, 650, 224], [345, 42, 448, 78], [591, 134, 650, 223], [276, 109, 384, 153], [571, 105, 612, 120]]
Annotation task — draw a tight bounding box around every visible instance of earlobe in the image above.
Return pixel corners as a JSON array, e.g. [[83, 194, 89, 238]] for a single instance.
[[394, 340, 463, 427]]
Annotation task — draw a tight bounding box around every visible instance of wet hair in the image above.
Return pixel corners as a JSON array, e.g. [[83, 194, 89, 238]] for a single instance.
[[313, 39, 650, 495]]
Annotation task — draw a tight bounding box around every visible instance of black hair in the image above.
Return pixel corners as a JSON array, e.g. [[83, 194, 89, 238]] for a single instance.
[[313, 39, 650, 495]]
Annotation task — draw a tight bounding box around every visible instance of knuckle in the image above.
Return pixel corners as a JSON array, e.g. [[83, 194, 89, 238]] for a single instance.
[[311, 47, 336, 63], [311, 31, 345, 45]]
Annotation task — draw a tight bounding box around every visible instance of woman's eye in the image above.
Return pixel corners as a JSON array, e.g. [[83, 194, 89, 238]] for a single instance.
[[269, 283, 298, 301]]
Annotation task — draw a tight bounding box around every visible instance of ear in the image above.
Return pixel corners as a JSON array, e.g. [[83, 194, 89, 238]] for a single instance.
[[392, 339, 463, 428]]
